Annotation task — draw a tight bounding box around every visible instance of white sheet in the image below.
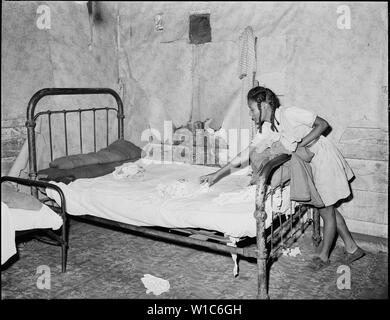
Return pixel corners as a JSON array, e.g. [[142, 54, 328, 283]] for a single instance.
[[1, 202, 63, 265], [46, 160, 293, 238]]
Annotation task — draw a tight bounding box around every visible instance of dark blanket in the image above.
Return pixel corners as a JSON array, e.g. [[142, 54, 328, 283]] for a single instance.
[[49, 139, 142, 170], [38, 159, 137, 184]]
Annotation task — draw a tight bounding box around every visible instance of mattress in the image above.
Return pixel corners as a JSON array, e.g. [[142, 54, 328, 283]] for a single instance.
[[1, 202, 63, 265], [46, 159, 293, 238]]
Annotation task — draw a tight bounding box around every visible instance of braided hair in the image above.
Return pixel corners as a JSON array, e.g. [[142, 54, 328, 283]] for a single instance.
[[247, 86, 280, 133]]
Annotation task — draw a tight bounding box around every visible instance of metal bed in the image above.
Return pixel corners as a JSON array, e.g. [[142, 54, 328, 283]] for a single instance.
[[1, 176, 68, 272], [25, 88, 322, 299]]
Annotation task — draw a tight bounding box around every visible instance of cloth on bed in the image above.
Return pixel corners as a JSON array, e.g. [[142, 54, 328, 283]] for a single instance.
[[1, 183, 43, 210], [46, 160, 294, 238], [156, 179, 210, 199], [38, 159, 137, 183], [2, 202, 16, 265], [49, 139, 142, 170], [112, 162, 145, 180], [249, 147, 291, 187], [1, 201, 63, 265], [290, 147, 324, 207]]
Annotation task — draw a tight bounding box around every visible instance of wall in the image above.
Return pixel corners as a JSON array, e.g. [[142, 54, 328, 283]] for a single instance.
[[1, 1, 119, 173], [1, 2, 388, 238], [116, 1, 388, 238]]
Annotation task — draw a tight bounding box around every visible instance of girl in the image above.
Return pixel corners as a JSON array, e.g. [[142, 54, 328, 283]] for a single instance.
[[200, 86, 365, 270]]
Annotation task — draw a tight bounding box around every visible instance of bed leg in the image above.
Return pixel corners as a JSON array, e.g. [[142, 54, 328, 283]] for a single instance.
[[311, 208, 322, 247], [61, 243, 67, 273], [61, 217, 68, 273], [254, 177, 269, 300]]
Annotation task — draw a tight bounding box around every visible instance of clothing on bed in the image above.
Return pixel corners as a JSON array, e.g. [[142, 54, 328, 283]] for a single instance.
[[249, 143, 324, 207], [49, 139, 142, 170], [289, 147, 324, 207], [1, 202, 17, 265], [156, 179, 210, 199], [274, 107, 354, 207], [1, 201, 63, 265], [112, 162, 145, 180], [38, 159, 137, 183], [1, 183, 43, 210], [249, 145, 290, 187]]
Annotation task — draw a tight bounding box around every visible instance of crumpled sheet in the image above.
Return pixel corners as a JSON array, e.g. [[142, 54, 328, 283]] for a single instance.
[[156, 179, 210, 199], [141, 274, 170, 295], [112, 162, 145, 180], [213, 185, 284, 209]]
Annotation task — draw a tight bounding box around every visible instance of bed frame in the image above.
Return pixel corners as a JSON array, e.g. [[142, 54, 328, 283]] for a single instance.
[[25, 88, 322, 299], [1, 176, 68, 272]]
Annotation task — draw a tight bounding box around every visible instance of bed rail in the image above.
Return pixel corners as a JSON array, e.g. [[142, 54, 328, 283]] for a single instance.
[[1, 176, 68, 272], [26, 88, 125, 180], [253, 153, 321, 298]]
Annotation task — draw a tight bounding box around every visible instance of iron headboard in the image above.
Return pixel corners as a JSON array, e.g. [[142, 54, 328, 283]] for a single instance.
[[26, 88, 125, 180]]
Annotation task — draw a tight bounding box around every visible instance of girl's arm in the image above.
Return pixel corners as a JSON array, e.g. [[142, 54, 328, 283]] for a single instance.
[[199, 146, 250, 185], [297, 116, 329, 148]]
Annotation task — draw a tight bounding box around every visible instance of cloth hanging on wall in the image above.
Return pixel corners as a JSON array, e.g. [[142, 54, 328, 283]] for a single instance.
[[238, 26, 257, 80], [238, 26, 257, 151]]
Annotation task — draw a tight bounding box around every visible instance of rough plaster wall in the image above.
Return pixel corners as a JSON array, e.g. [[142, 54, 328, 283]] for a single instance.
[[1, 1, 55, 175], [1, 2, 387, 238], [1, 1, 119, 172], [285, 2, 388, 142], [38, 1, 119, 169], [117, 1, 388, 237], [117, 2, 300, 144]]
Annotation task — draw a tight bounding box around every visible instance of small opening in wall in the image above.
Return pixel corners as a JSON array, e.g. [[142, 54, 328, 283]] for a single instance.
[[189, 14, 211, 44]]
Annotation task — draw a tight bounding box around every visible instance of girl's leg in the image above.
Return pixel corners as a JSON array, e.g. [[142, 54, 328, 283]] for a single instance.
[[317, 206, 337, 262], [334, 208, 358, 253]]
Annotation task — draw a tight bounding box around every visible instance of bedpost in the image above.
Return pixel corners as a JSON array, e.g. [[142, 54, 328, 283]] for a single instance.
[[254, 153, 292, 299], [254, 175, 269, 299]]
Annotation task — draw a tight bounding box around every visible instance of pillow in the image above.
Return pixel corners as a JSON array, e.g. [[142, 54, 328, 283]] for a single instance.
[[1, 183, 43, 211], [49, 156, 74, 169], [49, 140, 142, 170], [96, 149, 126, 163], [105, 139, 142, 160]]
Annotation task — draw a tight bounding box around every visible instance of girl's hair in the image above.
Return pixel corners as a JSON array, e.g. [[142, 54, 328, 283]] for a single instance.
[[247, 86, 280, 133]]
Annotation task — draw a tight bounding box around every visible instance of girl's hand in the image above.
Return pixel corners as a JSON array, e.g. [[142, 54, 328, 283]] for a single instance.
[[199, 172, 218, 186]]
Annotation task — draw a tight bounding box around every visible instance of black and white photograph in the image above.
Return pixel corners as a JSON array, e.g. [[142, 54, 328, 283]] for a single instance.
[[1, 0, 388, 306]]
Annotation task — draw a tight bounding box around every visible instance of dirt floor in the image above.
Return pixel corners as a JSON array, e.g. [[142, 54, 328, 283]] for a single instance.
[[1, 219, 388, 299]]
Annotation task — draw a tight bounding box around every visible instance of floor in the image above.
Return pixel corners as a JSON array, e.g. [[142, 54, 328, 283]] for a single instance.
[[1, 219, 388, 299]]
